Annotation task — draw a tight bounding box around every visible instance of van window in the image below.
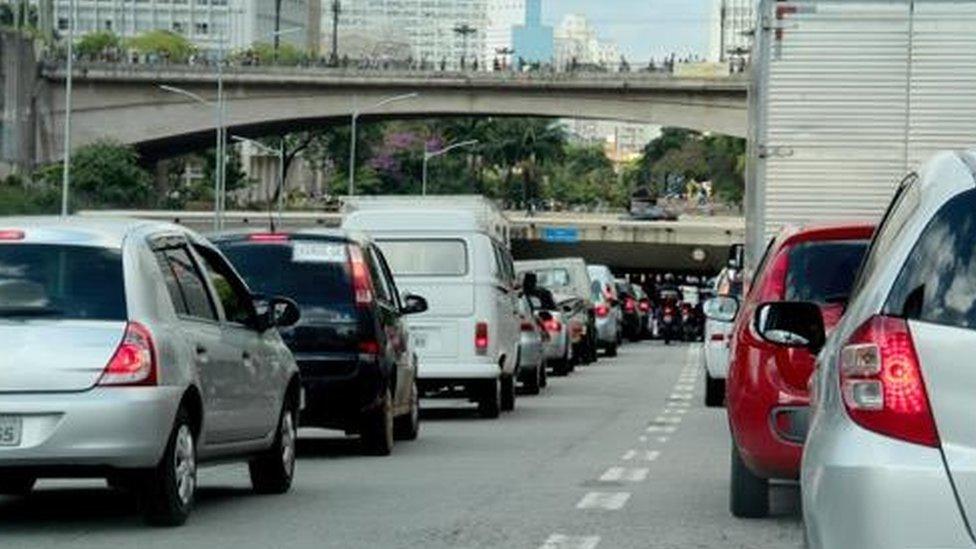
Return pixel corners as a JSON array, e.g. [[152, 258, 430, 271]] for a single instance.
[[376, 240, 468, 277], [885, 189, 976, 329], [0, 244, 126, 321], [785, 241, 869, 304], [532, 268, 571, 290]]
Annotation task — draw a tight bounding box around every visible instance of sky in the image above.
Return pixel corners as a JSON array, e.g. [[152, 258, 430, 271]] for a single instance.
[[543, 0, 713, 61]]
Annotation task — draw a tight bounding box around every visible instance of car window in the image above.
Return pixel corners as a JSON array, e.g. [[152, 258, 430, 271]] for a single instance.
[[154, 251, 189, 316], [162, 247, 217, 321], [376, 239, 468, 277], [784, 240, 869, 304], [0, 244, 126, 321], [373, 247, 402, 310], [365, 245, 393, 305], [885, 188, 976, 329], [193, 245, 255, 326], [851, 174, 919, 299], [531, 268, 571, 289]]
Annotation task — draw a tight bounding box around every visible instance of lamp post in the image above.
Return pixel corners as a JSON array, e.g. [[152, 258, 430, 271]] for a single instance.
[[233, 135, 286, 230], [423, 140, 478, 196], [159, 84, 224, 230], [348, 92, 419, 196], [495, 46, 515, 70], [60, 0, 76, 216], [453, 24, 476, 70], [330, 0, 341, 65]]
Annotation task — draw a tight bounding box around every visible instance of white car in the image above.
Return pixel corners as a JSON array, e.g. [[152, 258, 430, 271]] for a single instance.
[[343, 210, 520, 418], [702, 268, 742, 407]]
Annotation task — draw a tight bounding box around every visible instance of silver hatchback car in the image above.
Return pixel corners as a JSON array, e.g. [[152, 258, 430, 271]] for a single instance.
[[755, 152, 976, 548], [0, 218, 302, 526]]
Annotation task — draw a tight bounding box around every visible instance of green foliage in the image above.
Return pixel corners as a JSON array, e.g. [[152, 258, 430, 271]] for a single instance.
[[0, 175, 59, 215], [244, 42, 308, 66], [125, 30, 196, 63], [38, 140, 154, 210], [77, 30, 120, 58]]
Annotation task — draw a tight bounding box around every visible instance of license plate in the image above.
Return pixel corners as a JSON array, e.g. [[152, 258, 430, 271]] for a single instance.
[[413, 334, 428, 349], [0, 416, 22, 447]]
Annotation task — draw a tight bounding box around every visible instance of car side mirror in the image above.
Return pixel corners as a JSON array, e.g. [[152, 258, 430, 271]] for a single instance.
[[256, 296, 300, 331], [401, 294, 429, 316], [754, 301, 826, 354], [703, 296, 739, 322]]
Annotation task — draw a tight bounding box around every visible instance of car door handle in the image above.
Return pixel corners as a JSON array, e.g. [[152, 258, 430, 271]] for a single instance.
[[242, 352, 255, 370], [195, 345, 210, 364]]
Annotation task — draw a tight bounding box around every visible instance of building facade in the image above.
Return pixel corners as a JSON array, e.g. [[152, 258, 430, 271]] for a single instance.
[[554, 13, 620, 70], [485, 0, 552, 67], [565, 119, 661, 165], [708, 0, 756, 64]]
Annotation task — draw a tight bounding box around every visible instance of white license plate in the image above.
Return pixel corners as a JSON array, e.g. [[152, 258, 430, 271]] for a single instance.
[[0, 416, 22, 447]]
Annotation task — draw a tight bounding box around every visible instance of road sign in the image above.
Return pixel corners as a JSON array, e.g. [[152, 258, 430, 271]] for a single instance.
[[542, 227, 580, 243]]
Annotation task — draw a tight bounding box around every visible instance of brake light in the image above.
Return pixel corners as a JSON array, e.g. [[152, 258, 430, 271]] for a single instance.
[[347, 245, 374, 306], [475, 322, 489, 353], [595, 304, 609, 318], [0, 230, 24, 241], [98, 322, 157, 386], [359, 340, 380, 355], [624, 298, 636, 313], [543, 318, 562, 332], [710, 333, 725, 342], [838, 315, 939, 448], [639, 300, 650, 312], [248, 233, 289, 243]]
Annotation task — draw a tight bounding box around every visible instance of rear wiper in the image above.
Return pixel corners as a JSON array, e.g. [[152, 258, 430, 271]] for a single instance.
[[0, 307, 65, 318]]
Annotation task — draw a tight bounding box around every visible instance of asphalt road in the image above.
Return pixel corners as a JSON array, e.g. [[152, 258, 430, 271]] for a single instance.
[[0, 341, 803, 549]]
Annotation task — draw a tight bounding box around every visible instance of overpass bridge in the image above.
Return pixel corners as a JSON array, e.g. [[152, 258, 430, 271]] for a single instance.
[[79, 209, 745, 273], [4, 39, 747, 168]]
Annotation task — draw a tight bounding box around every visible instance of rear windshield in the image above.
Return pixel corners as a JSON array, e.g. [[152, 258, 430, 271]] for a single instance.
[[377, 240, 467, 276], [785, 240, 869, 304], [530, 268, 572, 289], [218, 240, 354, 311], [0, 244, 126, 320]]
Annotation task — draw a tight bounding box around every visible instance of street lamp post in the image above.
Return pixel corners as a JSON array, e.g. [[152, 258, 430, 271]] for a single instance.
[[60, 0, 76, 217], [348, 92, 419, 196], [330, 0, 341, 65], [453, 24, 477, 70], [423, 140, 478, 196], [233, 135, 286, 230]]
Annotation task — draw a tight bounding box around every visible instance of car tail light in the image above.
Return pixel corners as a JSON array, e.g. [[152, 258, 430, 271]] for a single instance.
[[347, 245, 374, 306], [358, 340, 380, 356], [520, 321, 536, 332], [98, 322, 157, 386], [543, 318, 562, 332], [595, 304, 609, 318], [0, 230, 24, 241], [639, 300, 650, 312], [248, 233, 290, 243], [624, 298, 636, 313], [838, 315, 939, 448], [475, 322, 489, 354], [710, 333, 725, 342], [570, 322, 585, 336]]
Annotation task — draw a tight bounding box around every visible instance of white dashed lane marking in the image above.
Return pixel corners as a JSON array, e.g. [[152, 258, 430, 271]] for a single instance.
[[622, 449, 660, 462], [576, 492, 631, 510], [646, 425, 677, 434], [599, 467, 650, 482], [654, 416, 682, 424], [539, 534, 602, 549], [663, 408, 687, 415]]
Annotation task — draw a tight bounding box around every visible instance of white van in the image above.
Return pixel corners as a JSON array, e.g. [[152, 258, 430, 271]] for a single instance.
[[343, 209, 520, 419]]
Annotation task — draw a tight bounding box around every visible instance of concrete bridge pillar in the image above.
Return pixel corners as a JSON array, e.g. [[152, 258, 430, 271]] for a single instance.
[[0, 30, 39, 177]]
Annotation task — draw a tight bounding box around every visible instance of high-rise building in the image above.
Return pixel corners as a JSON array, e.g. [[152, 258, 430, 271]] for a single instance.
[[554, 13, 619, 70], [485, 0, 552, 67], [325, 0, 486, 70], [47, 0, 312, 56], [565, 119, 661, 164], [708, 0, 756, 63]]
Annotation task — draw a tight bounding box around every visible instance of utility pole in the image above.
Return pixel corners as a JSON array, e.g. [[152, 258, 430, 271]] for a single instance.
[[273, 0, 282, 63], [60, 0, 75, 217], [330, 0, 341, 65], [718, 0, 727, 63]]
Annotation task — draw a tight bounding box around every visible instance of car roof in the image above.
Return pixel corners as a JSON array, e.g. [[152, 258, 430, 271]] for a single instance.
[[344, 209, 484, 234], [775, 221, 877, 249], [0, 216, 182, 248], [210, 228, 372, 246]]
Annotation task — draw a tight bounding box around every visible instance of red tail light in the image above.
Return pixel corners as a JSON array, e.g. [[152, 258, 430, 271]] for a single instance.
[[839, 315, 939, 448], [0, 230, 25, 241], [248, 233, 290, 243], [595, 304, 609, 318], [98, 322, 157, 386], [543, 318, 562, 332], [624, 298, 636, 313], [710, 333, 725, 342], [638, 300, 650, 312], [347, 245, 374, 307], [475, 322, 489, 353], [520, 321, 536, 332], [359, 340, 381, 355]]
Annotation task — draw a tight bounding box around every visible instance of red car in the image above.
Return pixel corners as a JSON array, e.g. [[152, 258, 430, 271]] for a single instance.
[[722, 222, 875, 518]]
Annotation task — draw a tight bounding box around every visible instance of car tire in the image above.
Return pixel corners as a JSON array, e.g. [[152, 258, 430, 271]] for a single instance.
[[394, 381, 421, 441], [606, 342, 618, 358], [478, 379, 501, 419], [500, 374, 516, 411], [523, 364, 541, 395], [705, 373, 725, 408], [140, 407, 196, 527], [249, 400, 298, 494], [361, 390, 395, 456], [552, 358, 570, 377], [0, 474, 36, 496], [539, 360, 548, 388], [730, 444, 770, 518]]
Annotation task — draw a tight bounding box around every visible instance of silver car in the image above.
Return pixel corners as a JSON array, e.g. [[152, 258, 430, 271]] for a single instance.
[[516, 295, 547, 395], [0, 218, 302, 526], [755, 152, 976, 548]]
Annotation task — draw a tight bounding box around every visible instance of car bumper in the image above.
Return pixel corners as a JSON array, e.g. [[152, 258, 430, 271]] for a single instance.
[[803, 412, 974, 549], [543, 332, 568, 360], [594, 317, 617, 344], [518, 340, 543, 369], [703, 341, 729, 379], [419, 358, 501, 381], [298, 354, 385, 429], [0, 386, 184, 471]]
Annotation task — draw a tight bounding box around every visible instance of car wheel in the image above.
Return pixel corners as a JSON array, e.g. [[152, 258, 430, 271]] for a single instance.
[[394, 381, 421, 441], [500, 374, 516, 411], [730, 444, 770, 518], [705, 373, 725, 408], [478, 379, 501, 419], [140, 407, 196, 527], [606, 341, 618, 358], [361, 390, 394, 456], [249, 400, 298, 494], [0, 474, 36, 496], [523, 364, 541, 395], [539, 360, 548, 388], [552, 358, 570, 376]]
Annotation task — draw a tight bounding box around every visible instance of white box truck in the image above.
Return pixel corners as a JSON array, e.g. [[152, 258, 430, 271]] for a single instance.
[[747, 0, 976, 267]]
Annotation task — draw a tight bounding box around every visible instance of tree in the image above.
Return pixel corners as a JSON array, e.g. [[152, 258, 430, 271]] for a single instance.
[[0, 175, 58, 215], [77, 30, 120, 58], [245, 42, 308, 66], [126, 30, 196, 62], [37, 140, 153, 210]]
